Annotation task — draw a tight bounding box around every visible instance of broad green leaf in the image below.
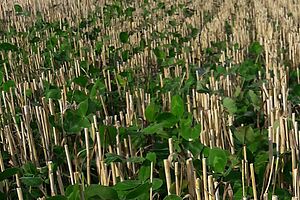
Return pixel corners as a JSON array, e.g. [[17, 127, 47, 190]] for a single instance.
[[163, 195, 182, 200], [78, 116, 90, 128], [122, 50, 130, 61], [119, 32, 129, 43], [153, 47, 166, 60], [77, 99, 89, 116], [183, 141, 205, 157], [105, 153, 125, 164], [114, 180, 142, 191], [143, 123, 163, 135], [73, 90, 88, 103], [85, 184, 119, 200], [234, 126, 255, 144], [3, 80, 15, 92], [181, 124, 201, 141], [125, 7, 135, 17], [190, 27, 199, 38], [125, 182, 151, 199], [73, 76, 88, 87], [117, 74, 127, 87], [66, 184, 81, 200], [146, 152, 156, 164], [46, 88, 61, 100], [90, 79, 106, 98], [138, 165, 151, 181], [0, 167, 19, 181], [171, 95, 184, 118], [223, 97, 237, 115], [254, 151, 268, 175], [0, 42, 18, 51], [23, 162, 38, 175], [63, 110, 87, 133], [248, 90, 260, 108], [152, 178, 163, 190], [14, 4, 23, 13], [233, 86, 241, 98], [145, 103, 159, 122], [156, 112, 178, 128], [21, 176, 43, 187], [208, 148, 227, 173], [196, 82, 210, 93], [249, 41, 263, 55]]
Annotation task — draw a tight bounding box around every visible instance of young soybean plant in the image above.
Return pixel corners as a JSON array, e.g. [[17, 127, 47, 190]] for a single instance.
[[0, 0, 299, 199]]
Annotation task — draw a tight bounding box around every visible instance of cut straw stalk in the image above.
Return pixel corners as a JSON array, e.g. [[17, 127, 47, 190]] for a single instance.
[[48, 161, 57, 196], [186, 158, 196, 198], [164, 159, 172, 195], [250, 163, 258, 200], [84, 128, 91, 185], [150, 162, 154, 200], [202, 157, 209, 200], [64, 144, 74, 185]]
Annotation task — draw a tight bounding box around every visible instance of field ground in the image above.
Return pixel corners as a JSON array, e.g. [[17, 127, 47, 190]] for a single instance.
[[0, 0, 300, 199]]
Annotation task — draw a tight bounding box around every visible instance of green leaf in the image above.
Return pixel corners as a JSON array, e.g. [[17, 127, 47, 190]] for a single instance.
[[0, 42, 18, 52], [248, 90, 260, 108], [77, 99, 89, 116], [138, 165, 151, 181], [114, 180, 142, 191], [66, 184, 80, 200], [156, 112, 178, 128], [122, 50, 130, 61], [14, 4, 23, 13], [73, 90, 88, 103], [145, 103, 159, 122], [208, 148, 227, 173], [73, 76, 88, 87], [21, 176, 43, 187], [105, 153, 125, 164], [181, 124, 201, 141], [249, 41, 263, 55], [196, 82, 210, 93], [85, 184, 119, 200], [46, 88, 61, 100], [0, 71, 3, 85], [90, 79, 106, 98], [190, 27, 199, 38], [125, 7, 135, 17], [171, 95, 184, 118], [153, 47, 166, 60], [3, 80, 15, 92], [63, 110, 87, 133], [125, 182, 151, 199], [0, 167, 19, 181], [152, 178, 163, 190], [223, 97, 237, 115], [183, 141, 205, 157], [234, 126, 255, 144], [146, 152, 156, 164], [143, 123, 163, 135], [23, 162, 38, 175], [119, 32, 129, 43], [163, 195, 182, 200], [117, 74, 127, 87]]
